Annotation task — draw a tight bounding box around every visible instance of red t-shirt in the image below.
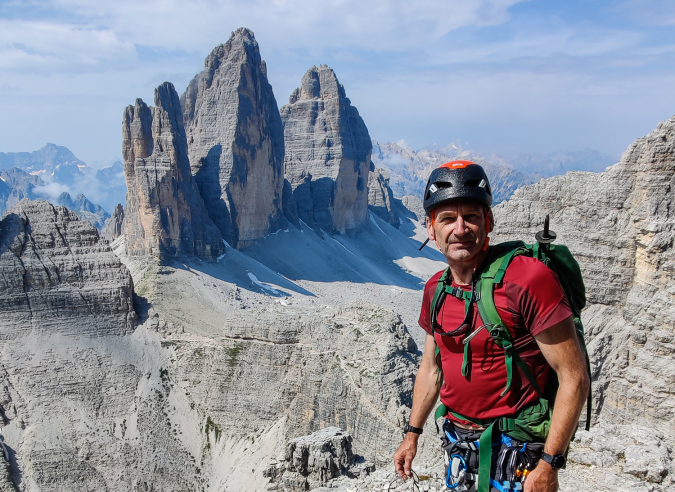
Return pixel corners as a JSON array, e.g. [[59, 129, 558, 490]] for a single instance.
[[418, 255, 572, 423]]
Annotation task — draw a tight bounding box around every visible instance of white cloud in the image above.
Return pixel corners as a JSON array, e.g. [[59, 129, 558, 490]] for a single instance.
[[395, 139, 411, 150], [0, 19, 136, 72], [34, 181, 71, 198], [17, 0, 523, 54]]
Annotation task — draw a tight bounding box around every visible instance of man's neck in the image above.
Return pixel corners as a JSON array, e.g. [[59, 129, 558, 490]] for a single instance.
[[448, 248, 490, 285]]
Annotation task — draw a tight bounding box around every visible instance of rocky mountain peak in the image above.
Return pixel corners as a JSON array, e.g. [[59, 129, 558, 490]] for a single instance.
[[295, 65, 345, 102], [181, 29, 285, 249], [280, 65, 371, 233], [122, 82, 225, 262]]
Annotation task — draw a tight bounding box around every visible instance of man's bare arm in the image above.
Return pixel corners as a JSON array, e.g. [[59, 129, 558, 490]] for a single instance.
[[393, 334, 443, 479], [525, 316, 590, 492]]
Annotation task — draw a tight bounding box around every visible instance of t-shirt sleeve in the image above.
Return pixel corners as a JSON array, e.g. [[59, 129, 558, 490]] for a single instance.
[[510, 257, 573, 337], [418, 273, 442, 335]]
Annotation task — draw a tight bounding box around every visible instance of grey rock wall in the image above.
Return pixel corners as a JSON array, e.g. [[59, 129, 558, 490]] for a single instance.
[[182, 28, 285, 249], [280, 65, 371, 233], [123, 82, 225, 262], [368, 164, 399, 227], [492, 115, 675, 435], [0, 199, 136, 339], [101, 203, 125, 242]]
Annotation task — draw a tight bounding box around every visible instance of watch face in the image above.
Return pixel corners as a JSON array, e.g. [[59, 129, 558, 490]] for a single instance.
[[552, 455, 566, 469]]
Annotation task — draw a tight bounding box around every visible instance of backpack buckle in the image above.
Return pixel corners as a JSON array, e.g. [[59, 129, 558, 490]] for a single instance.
[[488, 325, 505, 338]]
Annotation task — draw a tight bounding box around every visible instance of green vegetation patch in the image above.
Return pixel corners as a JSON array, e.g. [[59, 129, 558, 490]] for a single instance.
[[224, 343, 245, 367], [204, 416, 222, 443]]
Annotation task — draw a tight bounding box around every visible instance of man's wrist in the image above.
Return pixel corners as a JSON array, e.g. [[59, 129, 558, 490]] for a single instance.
[[540, 452, 566, 470], [403, 423, 424, 435]]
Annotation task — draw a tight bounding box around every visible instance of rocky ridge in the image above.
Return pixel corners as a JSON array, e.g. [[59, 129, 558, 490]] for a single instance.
[[182, 27, 286, 248], [0, 199, 136, 339], [281, 65, 371, 234], [55, 192, 109, 229], [372, 140, 538, 203], [123, 82, 225, 261]]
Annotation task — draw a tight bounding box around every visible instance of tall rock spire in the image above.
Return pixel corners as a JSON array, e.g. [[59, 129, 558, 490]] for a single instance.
[[123, 82, 225, 262], [181, 28, 285, 249], [280, 65, 372, 234]]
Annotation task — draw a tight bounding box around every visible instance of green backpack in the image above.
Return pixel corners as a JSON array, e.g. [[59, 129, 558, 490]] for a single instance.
[[430, 219, 592, 492]]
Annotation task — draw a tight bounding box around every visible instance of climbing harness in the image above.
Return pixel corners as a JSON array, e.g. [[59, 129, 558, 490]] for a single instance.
[[442, 420, 544, 492]]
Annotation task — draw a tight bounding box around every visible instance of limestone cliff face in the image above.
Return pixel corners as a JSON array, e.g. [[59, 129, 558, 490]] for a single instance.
[[280, 65, 371, 233], [0, 199, 136, 339], [123, 82, 225, 262], [492, 115, 675, 432], [102, 203, 125, 242], [368, 164, 399, 227], [181, 28, 285, 248]]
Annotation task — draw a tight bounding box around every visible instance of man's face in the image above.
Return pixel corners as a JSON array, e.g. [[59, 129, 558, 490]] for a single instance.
[[426, 200, 490, 265]]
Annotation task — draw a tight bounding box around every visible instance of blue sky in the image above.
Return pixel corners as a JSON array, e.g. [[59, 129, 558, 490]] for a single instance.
[[1, 0, 674, 164]]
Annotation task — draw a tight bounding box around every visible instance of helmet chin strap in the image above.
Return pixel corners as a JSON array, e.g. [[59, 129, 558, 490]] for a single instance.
[[473, 207, 492, 274]]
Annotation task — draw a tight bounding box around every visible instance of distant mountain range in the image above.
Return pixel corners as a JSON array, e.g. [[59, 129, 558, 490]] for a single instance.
[[0, 144, 126, 227], [0, 166, 110, 228], [372, 140, 617, 203], [0, 139, 616, 230]]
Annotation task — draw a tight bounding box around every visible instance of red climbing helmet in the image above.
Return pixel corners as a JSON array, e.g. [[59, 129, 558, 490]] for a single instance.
[[423, 161, 493, 214]]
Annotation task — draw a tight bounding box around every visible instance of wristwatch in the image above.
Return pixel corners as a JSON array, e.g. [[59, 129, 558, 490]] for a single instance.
[[403, 424, 423, 435], [540, 452, 566, 469]]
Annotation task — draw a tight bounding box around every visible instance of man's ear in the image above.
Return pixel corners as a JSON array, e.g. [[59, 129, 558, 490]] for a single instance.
[[426, 215, 436, 241], [486, 208, 495, 233]]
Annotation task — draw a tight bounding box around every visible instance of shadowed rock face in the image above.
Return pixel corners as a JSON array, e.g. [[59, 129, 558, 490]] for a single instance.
[[280, 65, 371, 234], [102, 203, 125, 242], [0, 199, 136, 338], [492, 115, 675, 432], [368, 164, 399, 227], [123, 82, 225, 262], [181, 27, 285, 249]]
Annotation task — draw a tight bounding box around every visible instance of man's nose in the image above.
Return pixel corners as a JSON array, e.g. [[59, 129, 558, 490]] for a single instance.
[[455, 216, 470, 235]]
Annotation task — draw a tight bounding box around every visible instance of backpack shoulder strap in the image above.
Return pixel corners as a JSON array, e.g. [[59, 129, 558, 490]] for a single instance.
[[429, 268, 449, 332], [475, 246, 543, 397]]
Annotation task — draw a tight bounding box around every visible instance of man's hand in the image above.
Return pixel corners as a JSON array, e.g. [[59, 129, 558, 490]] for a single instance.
[[524, 461, 558, 492], [392, 334, 441, 480], [393, 434, 418, 480]]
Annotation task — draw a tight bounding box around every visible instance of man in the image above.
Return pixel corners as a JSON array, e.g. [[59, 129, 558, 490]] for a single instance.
[[393, 161, 590, 492]]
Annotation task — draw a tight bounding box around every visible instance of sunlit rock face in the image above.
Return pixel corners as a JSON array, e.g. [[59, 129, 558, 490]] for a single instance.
[[182, 28, 286, 249], [492, 115, 675, 433], [0, 199, 136, 339], [123, 82, 225, 262], [280, 65, 371, 234]]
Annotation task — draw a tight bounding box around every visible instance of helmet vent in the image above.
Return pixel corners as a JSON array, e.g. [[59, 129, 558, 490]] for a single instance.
[[464, 179, 482, 187]]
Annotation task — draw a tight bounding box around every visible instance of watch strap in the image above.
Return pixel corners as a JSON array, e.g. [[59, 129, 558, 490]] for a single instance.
[[541, 452, 566, 469], [403, 424, 423, 435]]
